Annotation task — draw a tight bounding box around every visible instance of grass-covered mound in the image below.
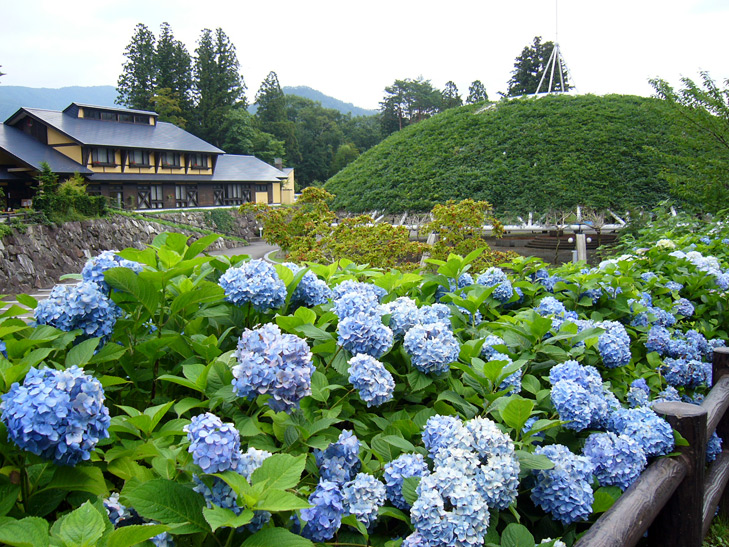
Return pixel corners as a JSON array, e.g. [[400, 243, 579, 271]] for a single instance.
[[325, 94, 693, 215]]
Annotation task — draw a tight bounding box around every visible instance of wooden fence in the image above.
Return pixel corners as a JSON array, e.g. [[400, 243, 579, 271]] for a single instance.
[[576, 346, 729, 546]]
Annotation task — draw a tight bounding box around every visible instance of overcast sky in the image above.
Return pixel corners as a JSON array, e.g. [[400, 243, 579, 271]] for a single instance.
[[1, 0, 727, 110]]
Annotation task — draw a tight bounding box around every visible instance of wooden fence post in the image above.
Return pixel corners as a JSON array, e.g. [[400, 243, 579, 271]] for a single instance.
[[712, 346, 729, 521], [648, 401, 707, 547]]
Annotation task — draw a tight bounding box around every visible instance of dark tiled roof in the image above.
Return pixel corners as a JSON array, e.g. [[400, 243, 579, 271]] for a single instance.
[[63, 103, 157, 116], [19, 108, 223, 154], [0, 124, 92, 174], [212, 155, 287, 182]]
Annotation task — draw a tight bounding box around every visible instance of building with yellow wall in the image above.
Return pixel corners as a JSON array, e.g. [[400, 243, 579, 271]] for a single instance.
[[0, 103, 294, 209]]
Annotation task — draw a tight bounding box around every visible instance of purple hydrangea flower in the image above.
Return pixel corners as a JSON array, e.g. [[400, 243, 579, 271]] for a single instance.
[[1, 366, 110, 466], [383, 453, 430, 510], [582, 432, 647, 490], [34, 281, 122, 342], [341, 473, 386, 528], [404, 322, 460, 375], [219, 259, 286, 311], [315, 430, 361, 485], [348, 354, 395, 407], [531, 444, 594, 525], [301, 480, 344, 542], [232, 323, 314, 413], [337, 312, 393, 358]]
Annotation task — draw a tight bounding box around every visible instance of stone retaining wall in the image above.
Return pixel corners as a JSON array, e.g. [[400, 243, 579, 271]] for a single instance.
[[0, 214, 244, 294], [139, 209, 260, 240]]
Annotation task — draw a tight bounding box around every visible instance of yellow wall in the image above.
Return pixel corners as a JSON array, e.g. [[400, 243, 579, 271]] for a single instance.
[[255, 191, 269, 204], [281, 171, 295, 205], [272, 182, 281, 203], [47, 128, 75, 146]]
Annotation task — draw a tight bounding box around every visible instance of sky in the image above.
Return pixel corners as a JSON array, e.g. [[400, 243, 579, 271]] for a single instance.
[[1, 0, 728, 111]]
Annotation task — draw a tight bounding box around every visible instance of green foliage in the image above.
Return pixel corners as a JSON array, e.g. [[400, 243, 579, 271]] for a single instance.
[[32, 171, 107, 223], [467, 80, 489, 104], [116, 23, 158, 111], [202, 208, 235, 234], [507, 36, 571, 96], [380, 77, 444, 135], [649, 71, 729, 214], [326, 94, 701, 214]]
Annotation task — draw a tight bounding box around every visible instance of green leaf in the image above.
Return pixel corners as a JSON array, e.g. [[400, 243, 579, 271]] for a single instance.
[[104, 268, 159, 316], [184, 233, 222, 260], [515, 450, 555, 471], [402, 476, 421, 507], [250, 453, 306, 491], [592, 486, 622, 513], [382, 435, 416, 452], [255, 490, 311, 512], [406, 370, 433, 392], [89, 343, 127, 365], [202, 506, 253, 532], [169, 284, 223, 317], [500, 523, 535, 547], [501, 398, 534, 432], [0, 483, 20, 517], [49, 466, 108, 497], [56, 502, 105, 547], [0, 516, 50, 547], [121, 479, 209, 534], [241, 527, 314, 547], [64, 338, 101, 367], [105, 524, 170, 547]]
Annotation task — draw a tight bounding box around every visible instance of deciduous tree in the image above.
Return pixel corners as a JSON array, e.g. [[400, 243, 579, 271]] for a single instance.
[[380, 77, 443, 134], [466, 80, 488, 104]]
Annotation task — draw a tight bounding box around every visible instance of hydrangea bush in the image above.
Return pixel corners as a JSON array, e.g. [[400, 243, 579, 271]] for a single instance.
[[0, 221, 728, 547]]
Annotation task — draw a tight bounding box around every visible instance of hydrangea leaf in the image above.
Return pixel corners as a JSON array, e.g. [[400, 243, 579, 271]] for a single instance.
[[501, 523, 535, 547], [502, 398, 535, 432], [202, 506, 253, 532], [514, 450, 555, 471], [0, 516, 50, 547], [183, 233, 222, 261], [64, 337, 101, 367], [401, 476, 421, 507], [104, 524, 170, 547], [241, 527, 314, 547], [49, 466, 108, 497], [592, 486, 622, 513], [55, 501, 106, 547], [250, 454, 306, 491], [254, 490, 311, 512], [0, 483, 20, 517], [120, 479, 209, 534]]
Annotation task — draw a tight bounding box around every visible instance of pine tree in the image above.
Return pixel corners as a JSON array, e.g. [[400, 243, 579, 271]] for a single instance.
[[442, 81, 463, 109], [192, 28, 246, 146], [506, 36, 571, 96], [255, 71, 286, 124], [155, 22, 193, 115], [466, 80, 488, 104], [117, 24, 157, 110]]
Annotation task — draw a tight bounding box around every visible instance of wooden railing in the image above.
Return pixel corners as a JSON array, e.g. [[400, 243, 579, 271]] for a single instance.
[[577, 347, 729, 546]]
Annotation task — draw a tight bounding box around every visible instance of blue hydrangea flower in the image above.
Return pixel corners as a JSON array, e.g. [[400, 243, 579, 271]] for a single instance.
[[551, 380, 610, 431], [646, 325, 671, 355], [283, 262, 333, 307], [104, 493, 129, 525], [660, 357, 709, 387], [627, 378, 650, 407], [218, 259, 286, 311], [402, 532, 428, 546], [383, 453, 430, 510], [232, 323, 314, 413], [105, 494, 175, 545], [685, 330, 712, 359], [411, 466, 490, 547], [1, 366, 110, 466], [404, 322, 460, 375], [422, 415, 469, 458], [34, 281, 122, 343], [700, 236, 712, 245], [707, 432, 723, 463], [381, 297, 420, 339], [348, 353, 395, 407], [0, 339, 6, 358], [333, 290, 382, 320], [458, 273, 474, 287], [538, 273, 565, 293], [337, 312, 393, 358], [480, 334, 505, 360], [184, 412, 241, 474], [331, 280, 386, 302], [582, 432, 646, 490], [579, 288, 603, 304], [301, 480, 344, 542], [654, 386, 681, 404], [673, 298, 695, 318], [665, 281, 684, 292], [531, 444, 594, 525], [417, 303, 451, 326], [341, 473, 386, 529], [608, 407, 675, 457], [476, 267, 514, 302], [597, 321, 631, 368], [535, 296, 577, 330], [315, 430, 361, 485], [147, 525, 175, 547], [641, 272, 658, 282], [549, 360, 603, 390], [82, 250, 143, 293]]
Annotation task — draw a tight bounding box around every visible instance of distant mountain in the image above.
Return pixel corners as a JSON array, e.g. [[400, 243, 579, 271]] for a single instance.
[[0, 84, 376, 121], [282, 86, 377, 117], [0, 85, 118, 120]]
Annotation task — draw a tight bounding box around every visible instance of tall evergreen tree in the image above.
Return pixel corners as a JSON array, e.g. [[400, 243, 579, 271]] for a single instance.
[[506, 36, 571, 96], [155, 22, 193, 114], [117, 24, 157, 111], [255, 71, 286, 124], [192, 28, 247, 146], [466, 80, 488, 104], [442, 81, 463, 109]]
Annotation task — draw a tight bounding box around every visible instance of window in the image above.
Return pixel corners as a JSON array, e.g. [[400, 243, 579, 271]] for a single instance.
[[159, 152, 181, 168], [134, 115, 149, 124], [256, 184, 268, 192], [224, 183, 251, 205], [118, 113, 135, 123], [91, 147, 115, 166], [100, 112, 116, 121], [189, 153, 208, 168], [129, 150, 150, 167], [137, 185, 163, 209], [84, 109, 101, 120], [175, 185, 198, 208]]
